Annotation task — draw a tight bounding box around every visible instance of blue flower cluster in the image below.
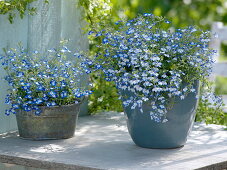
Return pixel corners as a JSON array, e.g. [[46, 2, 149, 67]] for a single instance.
[[90, 13, 215, 123], [1, 45, 93, 116]]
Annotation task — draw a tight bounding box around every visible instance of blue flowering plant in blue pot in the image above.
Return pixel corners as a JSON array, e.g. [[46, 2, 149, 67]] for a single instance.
[[0, 43, 93, 140], [90, 14, 217, 148]]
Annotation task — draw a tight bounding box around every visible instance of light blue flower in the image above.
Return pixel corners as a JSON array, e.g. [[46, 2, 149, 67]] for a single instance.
[[50, 80, 57, 86], [49, 91, 57, 98], [60, 91, 68, 98]]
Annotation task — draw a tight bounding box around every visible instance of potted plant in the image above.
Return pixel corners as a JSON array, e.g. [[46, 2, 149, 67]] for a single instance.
[[0, 43, 93, 140], [90, 14, 216, 148]]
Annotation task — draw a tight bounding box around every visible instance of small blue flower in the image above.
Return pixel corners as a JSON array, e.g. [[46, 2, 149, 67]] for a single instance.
[[50, 80, 57, 86], [42, 95, 49, 101], [5, 110, 10, 116], [34, 98, 43, 105], [5, 95, 11, 104], [49, 91, 57, 98], [165, 20, 171, 24], [25, 95, 32, 99], [88, 30, 94, 35], [16, 71, 24, 77], [37, 85, 45, 91], [102, 38, 109, 44], [12, 103, 19, 109], [24, 106, 32, 112], [60, 80, 67, 87], [60, 91, 68, 98], [143, 13, 153, 17], [96, 32, 102, 37], [9, 108, 16, 114], [47, 102, 57, 107], [75, 93, 82, 98]]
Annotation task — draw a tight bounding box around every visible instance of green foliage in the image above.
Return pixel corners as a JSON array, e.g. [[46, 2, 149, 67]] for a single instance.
[[0, 0, 48, 23], [215, 76, 227, 95], [195, 80, 227, 126], [196, 99, 227, 126], [219, 42, 227, 61], [194, 79, 227, 126], [196, 81, 227, 126], [78, 0, 114, 31], [212, 76, 227, 126], [89, 72, 123, 113], [79, 0, 123, 114], [110, 0, 227, 29]]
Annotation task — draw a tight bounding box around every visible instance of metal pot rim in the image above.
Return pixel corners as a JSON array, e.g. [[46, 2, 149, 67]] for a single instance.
[[38, 102, 82, 109]]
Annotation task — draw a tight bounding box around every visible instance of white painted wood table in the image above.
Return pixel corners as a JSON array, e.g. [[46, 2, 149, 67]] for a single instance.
[[0, 113, 226, 170]]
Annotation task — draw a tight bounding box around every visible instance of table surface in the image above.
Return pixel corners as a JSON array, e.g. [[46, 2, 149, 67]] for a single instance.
[[0, 112, 226, 170]]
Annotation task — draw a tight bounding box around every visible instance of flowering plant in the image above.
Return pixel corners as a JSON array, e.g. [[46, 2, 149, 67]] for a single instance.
[[90, 14, 216, 123], [0, 44, 92, 116]]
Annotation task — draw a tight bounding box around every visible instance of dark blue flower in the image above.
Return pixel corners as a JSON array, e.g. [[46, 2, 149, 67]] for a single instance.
[[25, 95, 32, 99], [88, 30, 94, 35], [24, 106, 32, 112], [102, 38, 109, 44], [60, 91, 68, 98], [5, 110, 10, 116], [34, 98, 43, 105], [16, 71, 24, 77], [60, 80, 67, 87], [5, 95, 11, 104]]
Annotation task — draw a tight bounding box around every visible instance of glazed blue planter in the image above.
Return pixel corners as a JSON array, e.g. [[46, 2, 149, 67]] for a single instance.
[[121, 81, 200, 149]]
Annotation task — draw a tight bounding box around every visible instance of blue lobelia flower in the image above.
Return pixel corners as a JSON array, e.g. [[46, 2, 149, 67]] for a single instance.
[[60, 91, 68, 98], [49, 91, 57, 98], [50, 80, 57, 86]]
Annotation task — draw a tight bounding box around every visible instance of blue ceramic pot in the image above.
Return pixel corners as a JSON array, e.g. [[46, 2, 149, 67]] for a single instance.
[[121, 81, 200, 149]]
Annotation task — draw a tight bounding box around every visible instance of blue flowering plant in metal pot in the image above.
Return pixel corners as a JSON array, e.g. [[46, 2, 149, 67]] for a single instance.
[[0, 43, 93, 140], [90, 13, 218, 148]]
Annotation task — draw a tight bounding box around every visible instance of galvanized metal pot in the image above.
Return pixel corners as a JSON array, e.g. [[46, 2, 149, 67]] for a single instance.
[[121, 81, 200, 149], [16, 103, 81, 140]]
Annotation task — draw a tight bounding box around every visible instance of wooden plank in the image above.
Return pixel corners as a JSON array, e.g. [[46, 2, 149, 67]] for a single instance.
[[28, 0, 62, 53], [0, 13, 28, 133], [61, 0, 89, 116], [213, 62, 227, 77], [218, 26, 227, 41], [210, 22, 223, 62], [61, 0, 89, 51], [222, 95, 227, 105], [221, 95, 227, 113]]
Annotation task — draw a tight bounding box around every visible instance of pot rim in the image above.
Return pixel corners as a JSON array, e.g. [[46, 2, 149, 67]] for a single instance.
[[38, 102, 82, 109], [34, 96, 86, 109], [15, 97, 86, 111], [16, 102, 82, 116]]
